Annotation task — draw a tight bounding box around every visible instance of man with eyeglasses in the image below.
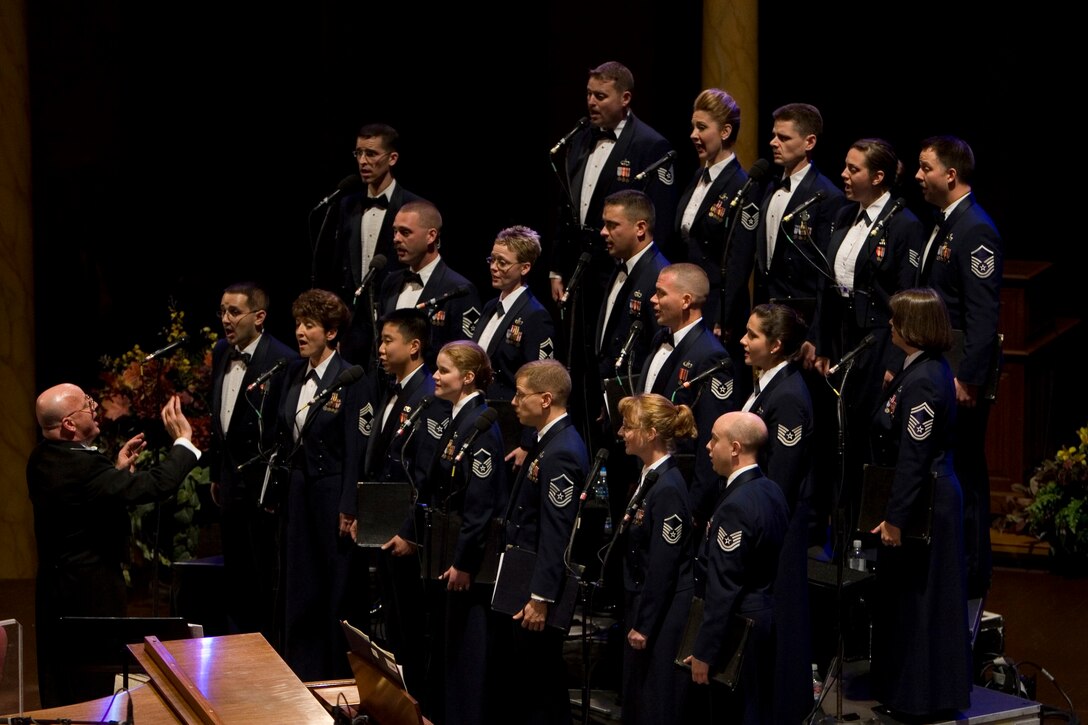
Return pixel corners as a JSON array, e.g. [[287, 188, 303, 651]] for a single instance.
[[335, 123, 422, 365], [27, 386, 201, 707], [210, 281, 296, 640], [472, 226, 556, 467], [492, 359, 589, 725]]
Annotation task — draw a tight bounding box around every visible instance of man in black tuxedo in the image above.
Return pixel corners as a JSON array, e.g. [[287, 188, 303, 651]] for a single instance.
[[378, 200, 482, 366], [914, 135, 1002, 598], [549, 61, 676, 302], [210, 282, 296, 638], [335, 123, 422, 364], [640, 263, 738, 523], [27, 387, 200, 707], [754, 103, 847, 323]]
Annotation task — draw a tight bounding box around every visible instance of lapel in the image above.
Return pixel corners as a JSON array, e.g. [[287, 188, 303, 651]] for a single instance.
[[599, 243, 659, 350], [751, 363, 793, 416], [920, 194, 976, 282], [712, 465, 763, 515], [300, 355, 344, 436], [432, 395, 486, 478], [658, 324, 707, 393], [483, 290, 532, 357], [419, 259, 448, 301], [881, 352, 937, 406], [694, 158, 742, 222], [589, 113, 639, 212]]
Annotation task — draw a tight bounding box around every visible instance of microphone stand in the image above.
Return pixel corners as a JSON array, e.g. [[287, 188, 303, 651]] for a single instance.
[[309, 204, 338, 290], [549, 143, 600, 450], [716, 187, 748, 345], [807, 357, 860, 724], [563, 463, 605, 725]]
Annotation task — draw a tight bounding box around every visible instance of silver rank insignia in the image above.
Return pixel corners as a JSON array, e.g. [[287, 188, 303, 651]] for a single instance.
[[472, 448, 493, 478], [777, 423, 803, 447], [711, 378, 733, 400], [539, 337, 554, 360], [907, 402, 935, 441], [740, 202, 760, 231], [717, 527, 742, 552], [662, 514, 683, 545], [548, 474, 575, 508], [971, 245, 996, 279], [427, 417, 449, 439], [463, 307, 480, 337], [908, 249, 920, 268], [658, 165, 674, 186], [358, 402, 374, 436]]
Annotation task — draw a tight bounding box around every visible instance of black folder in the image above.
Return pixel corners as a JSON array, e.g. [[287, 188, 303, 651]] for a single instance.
[[355, 481, 414, 548], [423, 511, 503, 584], [856, 464, 934, 543], [490, 546, 583, 633], [673, 596, 752, 690]]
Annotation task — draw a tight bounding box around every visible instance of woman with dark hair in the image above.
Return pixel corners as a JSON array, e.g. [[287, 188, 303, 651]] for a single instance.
[[411, 340, 506, 725], [870, 288, 970, 718], [617, 393, 698, 725], [675, 88, 759, 393], [278, 288, 364, 681], [739, 303, 815, 724], [813, 138, 924, 524]]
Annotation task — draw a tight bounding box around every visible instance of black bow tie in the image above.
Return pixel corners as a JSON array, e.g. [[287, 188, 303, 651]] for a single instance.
[[363, 195, 389, 210], [700, 168, 712, 186], [776, 176, 792, 192], [655, 329, 675, 348], [229, 348, 251, 365], [402, 272, 423, 288], [591, 126, 617, 143], [855, 210, 872, 227]]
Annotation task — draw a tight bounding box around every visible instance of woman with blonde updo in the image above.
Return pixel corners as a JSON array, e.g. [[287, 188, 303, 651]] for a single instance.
[[618, 393, 697, 725], [675, 89, 759, 392]]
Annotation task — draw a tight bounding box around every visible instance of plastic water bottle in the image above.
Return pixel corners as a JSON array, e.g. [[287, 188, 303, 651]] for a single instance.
[[848, 539, 867, 572], [812, 663, 823, 701], [596, 466, 612, 534]]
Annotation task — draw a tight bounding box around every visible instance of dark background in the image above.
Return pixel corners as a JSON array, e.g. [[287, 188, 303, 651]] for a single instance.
[[28, 2, 1076, 412]]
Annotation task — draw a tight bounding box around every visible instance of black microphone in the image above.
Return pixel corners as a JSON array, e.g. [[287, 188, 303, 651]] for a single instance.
[[559, 252, 593, 307], [619, 469, 659, 535], [729, 159, 772, 208], [416, 285, 470, 310], [454, 407, 500, 463], [550, 116, 589, 155], [312, 174, 362, 212], [614, 320, 643, 370], [246, 358, 288, 392], [309, 365, 366, 409], [680, 357, 733, 390], [782, 191, 827, 223], [827, 333, 877, 375], [577, 448, 610, 503], [869, 197, 907, 238], [354, 253, 388, 300], [634, 150, 677, 182], [393, 395, 434, 439], [143, 336, 188, 362]]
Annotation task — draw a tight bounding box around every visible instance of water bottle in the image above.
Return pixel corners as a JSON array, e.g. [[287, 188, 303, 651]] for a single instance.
[[596, 466, 612, 534], [812, 663, 823, 701], [848, 539, 867, 572]]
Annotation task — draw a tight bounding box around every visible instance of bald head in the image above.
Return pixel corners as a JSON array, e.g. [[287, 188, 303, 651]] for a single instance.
[[707, 411, 767, 476], [662, 263, 709, 305], [36, 383, 98, 441]]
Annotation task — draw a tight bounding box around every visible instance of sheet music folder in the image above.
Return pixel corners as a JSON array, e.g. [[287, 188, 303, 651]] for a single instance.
[[355, 480, 414, 547], [490, 546, 583, 632], [673, 596, 751, 690]]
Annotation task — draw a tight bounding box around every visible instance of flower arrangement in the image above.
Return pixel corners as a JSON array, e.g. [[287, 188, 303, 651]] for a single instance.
[[95, 305, 217, 571], [1000, 423, 1088, 564]]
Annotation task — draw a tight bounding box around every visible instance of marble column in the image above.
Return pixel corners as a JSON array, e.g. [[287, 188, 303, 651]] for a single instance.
[[701, 0, 759, 167], [1, 0, 38, 579]]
